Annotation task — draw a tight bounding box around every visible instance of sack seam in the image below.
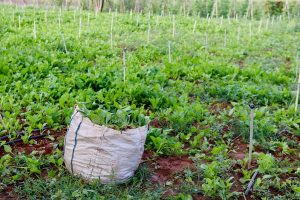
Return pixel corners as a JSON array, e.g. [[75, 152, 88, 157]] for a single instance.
[[70, 120, 82, 174]]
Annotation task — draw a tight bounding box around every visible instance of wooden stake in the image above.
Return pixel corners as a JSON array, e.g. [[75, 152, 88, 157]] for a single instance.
[[12, 10, 15, 25], [33, 19, 37, 39], [248, 104, 255, 169], [147, 12, 151, 43], [237, 25, 240, 43], [296, 50, 299, 80], [220, 15, 223, 27], [296, 49, 300, 112], [271, 15, 274, 26], [258, 19, 262, 33], [193, 20, 197, 34], [205, 32, 208, 50], [136, 13, 139, 26], [249, 22, 252, 38], [110, 14, 114, 49], [224, 28, 227, 48], [266, 17, 269, 30], [172, 15, 175, 38], [295, 73, 300, 112], [61, 32, 68, 53], [208, 16, 211, 25], [58, 13, 61, 28], [78, 17, 82, 37], [0, 114, 6, 130], [45, 9, 48, 22], [123, 48, 127, 83], [18, 15, 21, 29], [147, 21, 151, 43], [168, 41, 171, 63]]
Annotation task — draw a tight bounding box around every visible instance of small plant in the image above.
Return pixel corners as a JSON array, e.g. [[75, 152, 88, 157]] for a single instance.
[[257, 153, 276, 174], [80, 105, 149, 130], [202, 177, 234, 199]]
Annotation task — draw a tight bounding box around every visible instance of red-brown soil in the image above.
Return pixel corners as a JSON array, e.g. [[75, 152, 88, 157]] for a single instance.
[[0, 128, 66, 156], [149, 118, 169, 128], [143, 151, 194, 184], [229, 137, 248, 160], [209, 102, 232, 114]]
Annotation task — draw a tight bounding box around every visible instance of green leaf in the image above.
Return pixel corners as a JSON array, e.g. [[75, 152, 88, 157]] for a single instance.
[[3, 145, 12, 153], [57, 157, 64, 166], [46, 135, 55, 141]]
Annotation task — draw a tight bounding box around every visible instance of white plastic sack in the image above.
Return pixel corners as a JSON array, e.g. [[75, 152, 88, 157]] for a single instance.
[[64, 106, 148, 183]]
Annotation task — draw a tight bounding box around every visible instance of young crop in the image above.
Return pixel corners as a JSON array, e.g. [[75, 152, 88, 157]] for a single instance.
[[202, 177, 235, 199], [79, 105, 149, 130], [0, 4, 299, 199], [257, 153, 276, 174]]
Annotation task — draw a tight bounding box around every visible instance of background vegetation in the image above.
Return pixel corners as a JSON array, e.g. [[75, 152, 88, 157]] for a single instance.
[[2, 0, 300, 17]]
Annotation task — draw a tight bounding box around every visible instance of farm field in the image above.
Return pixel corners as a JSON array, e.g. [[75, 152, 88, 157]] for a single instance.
[[0, 3, 300, 199]]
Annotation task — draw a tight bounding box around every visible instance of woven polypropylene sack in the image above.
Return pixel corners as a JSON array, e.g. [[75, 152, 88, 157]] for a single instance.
[[64, 106, 148, 183]]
